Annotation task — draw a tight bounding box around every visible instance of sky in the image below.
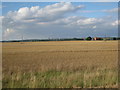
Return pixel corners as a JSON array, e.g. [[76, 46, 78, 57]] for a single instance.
[[1, 2, 119, 40], [2, 0, 120, 2]]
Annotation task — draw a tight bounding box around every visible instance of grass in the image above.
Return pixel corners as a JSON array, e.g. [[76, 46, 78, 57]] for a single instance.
[[2, 41, 118, 88], [3, 69, 118, 88]]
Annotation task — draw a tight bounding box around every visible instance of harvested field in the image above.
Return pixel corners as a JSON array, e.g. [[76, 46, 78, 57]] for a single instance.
[[2, 41, 118, 88]]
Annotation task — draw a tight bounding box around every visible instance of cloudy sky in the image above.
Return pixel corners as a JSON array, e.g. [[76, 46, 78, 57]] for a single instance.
[[1, 2, 118, 40]]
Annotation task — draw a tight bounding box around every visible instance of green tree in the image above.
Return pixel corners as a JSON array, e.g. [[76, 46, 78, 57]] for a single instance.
[[86, 36, 92, 41]]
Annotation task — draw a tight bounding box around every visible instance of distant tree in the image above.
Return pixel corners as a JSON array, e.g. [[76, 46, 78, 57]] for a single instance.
[[113, 37, 117, 40], [86, 36, 92, 41]]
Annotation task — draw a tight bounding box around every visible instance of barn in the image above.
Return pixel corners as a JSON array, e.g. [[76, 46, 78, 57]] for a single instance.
[[93, 37, 103, 40]]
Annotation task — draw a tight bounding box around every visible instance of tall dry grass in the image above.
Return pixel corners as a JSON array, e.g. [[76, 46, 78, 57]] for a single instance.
[[2, 41, 118, 88]]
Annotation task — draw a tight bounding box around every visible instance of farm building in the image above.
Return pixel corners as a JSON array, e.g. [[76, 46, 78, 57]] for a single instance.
[[93, 37, 103, 40]]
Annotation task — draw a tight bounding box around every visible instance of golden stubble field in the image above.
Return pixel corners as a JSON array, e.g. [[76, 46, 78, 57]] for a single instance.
[[2, 41, 118, 88]]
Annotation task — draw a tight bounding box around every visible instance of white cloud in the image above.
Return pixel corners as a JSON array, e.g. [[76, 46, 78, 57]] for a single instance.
[[93, 26, 97, 29], [111, 20, 120, 26], [2, 0, 120, 2], [76, 18, 103, 25], [112, 20, 118, 26], [3, 28, 15, 38], [102, 8, 118, 13], [79, 8, 119, 14], [0, 16, 4, 30], [2, 2, 118, 40], [7, 2, 84, 22], [6, 28, 14, 33], [0, 16, 4, 20]]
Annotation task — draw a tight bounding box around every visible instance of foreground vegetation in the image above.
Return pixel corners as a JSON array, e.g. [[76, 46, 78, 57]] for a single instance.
[[3, 68, 118, 88], [2, 41, 118, 88]]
